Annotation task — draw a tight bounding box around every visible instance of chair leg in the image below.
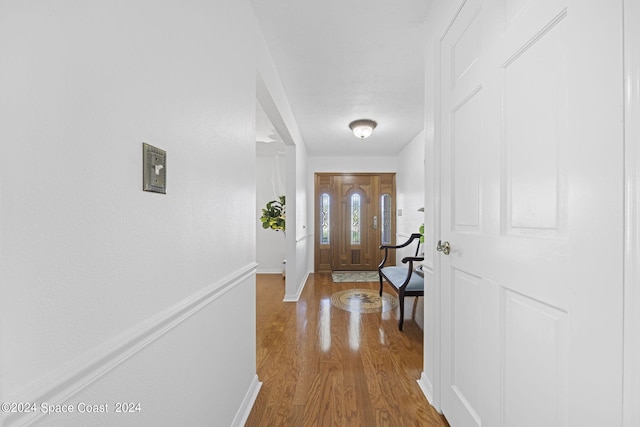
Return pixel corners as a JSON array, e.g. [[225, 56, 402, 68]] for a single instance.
[[398, 290, 405, 331], [378, 272, 384, 297]]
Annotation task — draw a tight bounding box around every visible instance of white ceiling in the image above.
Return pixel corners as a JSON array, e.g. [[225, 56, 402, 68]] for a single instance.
[[251, 0, 431, 157]]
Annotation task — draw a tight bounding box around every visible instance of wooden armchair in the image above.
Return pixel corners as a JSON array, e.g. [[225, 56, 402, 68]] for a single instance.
[[378, 233, 424, 331]]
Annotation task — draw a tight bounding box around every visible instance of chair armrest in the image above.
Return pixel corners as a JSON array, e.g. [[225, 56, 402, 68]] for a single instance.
[[401, 257, 424, 281], [379, 233, 422, 250], [378, 234, 423, 270], [401, 256, 424, 263]]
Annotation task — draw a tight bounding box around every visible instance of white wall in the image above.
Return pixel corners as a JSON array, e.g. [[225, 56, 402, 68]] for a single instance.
[[396, 131, 426, 240], [288, 142, 311, 301], [308, 155, 397, 174], [395, 131, 426, 329], [624, 1, 640, 424], [256, 154, 286, 273], [255, 19, 310, 302], [0, 1, 260, 426]]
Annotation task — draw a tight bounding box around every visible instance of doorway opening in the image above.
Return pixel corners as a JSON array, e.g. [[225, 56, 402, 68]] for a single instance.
[[314, 173, 396, 272]]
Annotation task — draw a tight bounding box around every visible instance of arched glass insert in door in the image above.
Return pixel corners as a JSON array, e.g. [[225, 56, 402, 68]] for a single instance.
[[320, 193, 330, 244], [381, 193, 392, 245], [350, 193, 361, 245]]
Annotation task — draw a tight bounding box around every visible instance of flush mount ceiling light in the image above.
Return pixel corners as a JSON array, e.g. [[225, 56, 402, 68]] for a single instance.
[[348, 119, 377, 139]]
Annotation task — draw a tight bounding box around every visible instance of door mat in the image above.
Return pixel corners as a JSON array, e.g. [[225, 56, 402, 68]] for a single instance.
[[331, 271, 380, 283], [330, 288, 398, 313]]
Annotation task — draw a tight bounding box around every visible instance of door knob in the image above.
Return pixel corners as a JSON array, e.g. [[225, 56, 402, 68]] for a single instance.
[[436, 240, 451, 255]]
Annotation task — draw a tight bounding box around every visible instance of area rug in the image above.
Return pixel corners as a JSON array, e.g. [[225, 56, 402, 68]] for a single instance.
[[330, 288, 398, 313], [331, 271, 380, 283]]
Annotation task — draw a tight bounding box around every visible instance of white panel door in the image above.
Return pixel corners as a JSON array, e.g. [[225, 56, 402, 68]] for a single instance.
[[438, 0, 624, 426]]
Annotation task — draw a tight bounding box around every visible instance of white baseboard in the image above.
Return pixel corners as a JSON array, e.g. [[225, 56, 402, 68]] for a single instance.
[[231, 374, 262, 427], [283, 270, 310, 302], [412, 297, 425, 330], [4, 263, 258, 427], [417, 372, 435, 408], [256, 269, 285, 275]]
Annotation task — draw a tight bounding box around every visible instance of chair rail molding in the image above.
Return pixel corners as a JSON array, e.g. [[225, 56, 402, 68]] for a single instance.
[[4, 263, 258, 427]]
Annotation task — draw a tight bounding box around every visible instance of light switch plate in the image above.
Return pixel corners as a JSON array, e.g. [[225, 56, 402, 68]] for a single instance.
[[143, 143, 166, 194]]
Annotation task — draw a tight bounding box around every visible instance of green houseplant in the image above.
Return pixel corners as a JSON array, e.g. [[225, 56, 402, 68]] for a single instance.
[[418, 207, 425, 244], [260, 195, 286, 234]]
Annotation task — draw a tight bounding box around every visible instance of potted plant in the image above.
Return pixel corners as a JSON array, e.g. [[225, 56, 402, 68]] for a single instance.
[[260, 195, 286, 278], [418, 207, 425, 254], [260, 195, 286, 234]]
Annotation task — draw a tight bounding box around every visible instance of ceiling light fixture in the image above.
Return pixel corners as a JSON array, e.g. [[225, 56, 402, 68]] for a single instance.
[[348, 119, 377, 139]]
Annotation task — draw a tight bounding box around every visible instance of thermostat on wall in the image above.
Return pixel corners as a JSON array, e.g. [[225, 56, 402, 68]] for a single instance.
[[143, 143, 166, 194]]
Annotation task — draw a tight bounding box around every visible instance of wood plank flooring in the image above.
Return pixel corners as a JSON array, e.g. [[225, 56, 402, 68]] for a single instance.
[[246, 273, 449, 427]]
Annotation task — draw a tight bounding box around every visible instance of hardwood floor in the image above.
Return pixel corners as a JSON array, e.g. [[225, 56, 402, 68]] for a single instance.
[[246, 273, 449, 427]]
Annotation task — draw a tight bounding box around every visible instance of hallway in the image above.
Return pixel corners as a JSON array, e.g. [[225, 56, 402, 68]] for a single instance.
[[246, 274, 448, 426]]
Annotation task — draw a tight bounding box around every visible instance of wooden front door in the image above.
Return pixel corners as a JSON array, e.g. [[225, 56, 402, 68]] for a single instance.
[[315, 173, 395, 272]]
